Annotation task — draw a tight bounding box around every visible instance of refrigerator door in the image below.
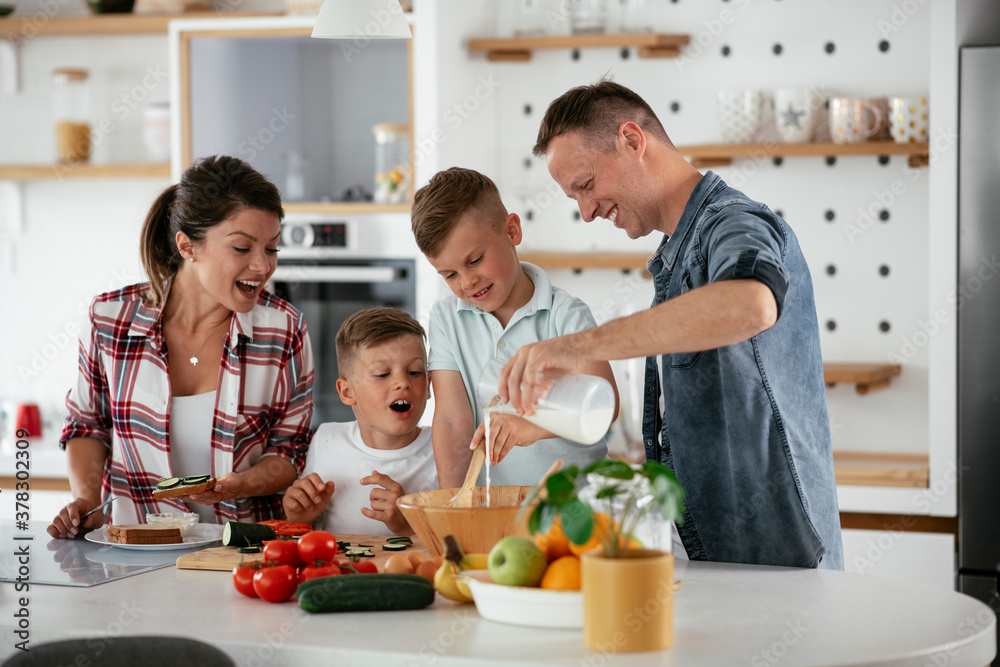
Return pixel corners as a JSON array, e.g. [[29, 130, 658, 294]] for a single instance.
[[959, 45, 1000, 575]]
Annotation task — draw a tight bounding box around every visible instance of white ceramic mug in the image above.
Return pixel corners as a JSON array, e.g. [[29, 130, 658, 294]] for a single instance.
[[773, 88, 823, 143], [890, 96, 929, 144], [717, 90, 762, 144], [829, 97, 885, 144]]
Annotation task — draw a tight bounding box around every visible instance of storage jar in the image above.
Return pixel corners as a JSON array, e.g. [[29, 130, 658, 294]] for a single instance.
[[52, 68, 91, 163]]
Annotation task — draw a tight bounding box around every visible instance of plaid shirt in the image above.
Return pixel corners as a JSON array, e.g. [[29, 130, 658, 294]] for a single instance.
[[61, 283, 314, 525]]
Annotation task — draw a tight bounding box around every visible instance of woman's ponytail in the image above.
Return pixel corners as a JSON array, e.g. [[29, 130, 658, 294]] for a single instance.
[[139, 185, 178, 308]]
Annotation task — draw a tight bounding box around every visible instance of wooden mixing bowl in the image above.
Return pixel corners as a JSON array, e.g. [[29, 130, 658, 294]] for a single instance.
[[396, 486, 534, 559]]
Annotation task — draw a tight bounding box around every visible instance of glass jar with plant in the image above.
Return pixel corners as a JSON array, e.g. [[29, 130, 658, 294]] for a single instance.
[[522, 459, 685, 557]]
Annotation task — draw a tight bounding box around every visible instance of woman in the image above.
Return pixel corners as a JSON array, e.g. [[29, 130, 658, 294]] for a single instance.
[[47, 155, 314, 538]]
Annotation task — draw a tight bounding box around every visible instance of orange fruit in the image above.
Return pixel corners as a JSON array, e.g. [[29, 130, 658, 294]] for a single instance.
[[540, 555, 582, 590], [568, 512, 618, 556], [535, 516, 572, 562]]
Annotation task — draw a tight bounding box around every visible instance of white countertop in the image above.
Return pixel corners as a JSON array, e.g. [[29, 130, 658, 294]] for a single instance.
[[0, 522, 994, 667]]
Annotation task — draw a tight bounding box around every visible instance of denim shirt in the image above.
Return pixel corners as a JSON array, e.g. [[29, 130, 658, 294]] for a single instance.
[[641, 172, 844, 570]]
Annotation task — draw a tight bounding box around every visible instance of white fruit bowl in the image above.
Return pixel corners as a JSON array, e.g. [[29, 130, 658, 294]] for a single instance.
[[459, 569, 582, 630]]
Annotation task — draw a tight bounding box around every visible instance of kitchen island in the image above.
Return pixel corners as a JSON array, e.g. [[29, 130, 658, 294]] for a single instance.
[[0, 521, 994, 667]]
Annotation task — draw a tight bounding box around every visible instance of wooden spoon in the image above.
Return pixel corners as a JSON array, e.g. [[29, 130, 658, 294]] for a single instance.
[[447, 440, 486, 507]]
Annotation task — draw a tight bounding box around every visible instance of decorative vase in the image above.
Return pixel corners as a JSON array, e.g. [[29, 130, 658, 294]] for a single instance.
[[581, 549, 675, 653]]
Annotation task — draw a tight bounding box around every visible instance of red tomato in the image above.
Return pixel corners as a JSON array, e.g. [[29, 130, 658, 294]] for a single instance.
[[252, 564, 298, 603], [257, 519, 312, 537], [262, 539, 303, 569], [347, 559, 378, 574], [298, 530, 338, 566], [299, 562, 342, 584], [232, 564, 258, 598]]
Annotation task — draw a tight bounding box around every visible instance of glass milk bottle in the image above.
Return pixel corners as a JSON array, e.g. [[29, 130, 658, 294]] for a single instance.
[[372, 123, 410, 204], [52, 68, 92, 163]]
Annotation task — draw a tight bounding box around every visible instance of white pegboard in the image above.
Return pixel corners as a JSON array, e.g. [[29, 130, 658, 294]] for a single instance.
[[452, 0, 935, 456]]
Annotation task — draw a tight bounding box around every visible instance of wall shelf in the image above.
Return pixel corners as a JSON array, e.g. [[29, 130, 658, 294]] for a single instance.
[[467, 33, 690, 62], [833, 451, 929, 488], [824, 363, 902, 395], [519, 251, 651, 275], [676, 141, 930, 169], [0, 12, 280, 38], [0, 163, 170, 180]]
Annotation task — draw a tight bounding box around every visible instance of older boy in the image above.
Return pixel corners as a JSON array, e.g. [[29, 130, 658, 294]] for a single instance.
[[282, 307, 437, 536], [411, 167, 619, 489]]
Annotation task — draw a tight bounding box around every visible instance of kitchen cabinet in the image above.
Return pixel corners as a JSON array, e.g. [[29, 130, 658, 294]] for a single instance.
[[170, 15, 414, 213]]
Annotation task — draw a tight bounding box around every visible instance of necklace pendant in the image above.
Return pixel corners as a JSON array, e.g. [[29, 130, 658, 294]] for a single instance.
[[189, 356, 199, 366]]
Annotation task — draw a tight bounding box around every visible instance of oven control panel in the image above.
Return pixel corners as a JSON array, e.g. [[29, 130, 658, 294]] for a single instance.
[[280, 222, 348, 249]]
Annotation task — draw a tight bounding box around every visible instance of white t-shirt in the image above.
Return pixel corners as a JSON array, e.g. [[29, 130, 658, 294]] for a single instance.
[[302, 422, 438, 536]]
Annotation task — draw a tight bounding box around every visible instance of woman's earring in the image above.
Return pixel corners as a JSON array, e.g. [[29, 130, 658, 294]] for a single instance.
[[189, 257, 195, 263]]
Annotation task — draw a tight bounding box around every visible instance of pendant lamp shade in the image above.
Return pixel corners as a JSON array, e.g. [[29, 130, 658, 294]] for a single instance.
[[311, 0, 412, 39]]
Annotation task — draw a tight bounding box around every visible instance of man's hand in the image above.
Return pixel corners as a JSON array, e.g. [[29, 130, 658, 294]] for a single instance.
[[186, 471, 243, 505], [361, 470, 413, 536], [46, 498, 103, 539], [499, 336, 586, 415], [282, 473, 335, 525]]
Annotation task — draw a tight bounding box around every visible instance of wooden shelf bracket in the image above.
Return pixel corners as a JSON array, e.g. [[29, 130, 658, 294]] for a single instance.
[[823, 363, 902, 395]]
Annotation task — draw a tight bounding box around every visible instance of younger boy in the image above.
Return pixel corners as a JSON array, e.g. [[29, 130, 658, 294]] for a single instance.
[[282, 307, 437, 536], [410, 167, 619, 489]]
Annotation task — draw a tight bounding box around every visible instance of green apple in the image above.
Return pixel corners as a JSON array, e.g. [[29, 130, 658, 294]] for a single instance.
[[488, 536, 547, 587]]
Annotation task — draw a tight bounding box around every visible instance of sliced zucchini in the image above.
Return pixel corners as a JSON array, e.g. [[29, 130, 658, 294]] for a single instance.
[[382, 543, 407, 551], [222, 521, 277, 547], [385, 536, 412, 544], [358, 543, 373, 548], [156, 477, 181, 490], [181, 475, 211, 485], [237, 546, 261, 554]]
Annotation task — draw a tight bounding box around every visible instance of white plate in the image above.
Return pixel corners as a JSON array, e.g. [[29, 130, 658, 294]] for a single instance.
[[85, 523, 223, 551], [460, 570, 583, 630]]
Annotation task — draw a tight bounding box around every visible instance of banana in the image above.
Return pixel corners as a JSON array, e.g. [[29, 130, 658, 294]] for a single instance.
[[460, 552, 489, 570], [434, 560, 474, 603]]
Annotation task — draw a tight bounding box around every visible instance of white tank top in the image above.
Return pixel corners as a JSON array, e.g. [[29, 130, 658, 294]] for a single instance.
[[169, 391, 217, 524]]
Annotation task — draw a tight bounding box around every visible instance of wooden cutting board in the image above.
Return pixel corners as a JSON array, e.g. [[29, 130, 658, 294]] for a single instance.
[[175, 534, 428, 571]]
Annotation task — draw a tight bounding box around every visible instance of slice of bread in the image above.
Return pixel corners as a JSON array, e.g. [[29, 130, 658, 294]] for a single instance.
[[152, 477, 216, 500], [106, 524, 183, 545]]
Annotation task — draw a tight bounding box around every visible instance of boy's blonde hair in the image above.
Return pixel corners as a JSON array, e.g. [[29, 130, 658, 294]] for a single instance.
[[410, 167, 508, 258], [335, 307, 426, 379]]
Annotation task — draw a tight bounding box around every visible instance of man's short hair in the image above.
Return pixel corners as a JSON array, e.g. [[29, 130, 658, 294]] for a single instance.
[[410, 167, 508, 258], [533, 78, 672, 157]]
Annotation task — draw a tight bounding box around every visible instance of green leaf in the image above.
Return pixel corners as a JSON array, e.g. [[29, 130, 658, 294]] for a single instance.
[[595, 460, 635, 480], [560, 499, 594, 545], [528, 503, 544, 535], [651, 474, 686, 523], [545, 470, 578, 504], [594, 485, 622, 500]]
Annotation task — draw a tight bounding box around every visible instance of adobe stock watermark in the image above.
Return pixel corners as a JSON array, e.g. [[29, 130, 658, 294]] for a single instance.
[[751, 616, 809, 667], [236, 107, 299, 163], [410, 608, 476, 665], [338, 0, 409, 63], [843, 125, 957, 245], [675, 0, 752, 71], [877, 0, 930, 39], [887, 254, 1000, 364]]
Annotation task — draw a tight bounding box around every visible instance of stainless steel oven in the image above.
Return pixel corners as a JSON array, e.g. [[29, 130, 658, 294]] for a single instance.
[[269, 216, 418, 427]]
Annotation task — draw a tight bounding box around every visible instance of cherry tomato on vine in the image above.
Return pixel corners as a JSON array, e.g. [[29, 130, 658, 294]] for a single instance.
[[232, 563, 259, 598], [299, 562, 342, 584], [298, 530, 339, 566], [252, 564, 298, 602], [348, 559, 378, 574], [262, 539, 303, 569]]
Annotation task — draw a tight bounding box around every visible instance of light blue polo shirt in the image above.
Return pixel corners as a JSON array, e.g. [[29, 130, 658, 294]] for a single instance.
[[428, 262, 610, 486]]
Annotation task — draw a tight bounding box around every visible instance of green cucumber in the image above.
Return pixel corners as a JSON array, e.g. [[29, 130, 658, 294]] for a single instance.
[[156, 477, 181, 490], [222, 521, 276, 547], [297, 574, 435, 613], [181, 475, 211, 485]]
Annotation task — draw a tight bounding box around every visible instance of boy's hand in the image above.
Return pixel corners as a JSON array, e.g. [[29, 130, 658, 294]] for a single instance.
[[282, 473, 335, 525], [360, 470, 413, 536], [470, 413, 553, 465]]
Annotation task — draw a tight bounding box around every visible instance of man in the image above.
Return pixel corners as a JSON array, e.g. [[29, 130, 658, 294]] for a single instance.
[[499, 80, 843, 570]]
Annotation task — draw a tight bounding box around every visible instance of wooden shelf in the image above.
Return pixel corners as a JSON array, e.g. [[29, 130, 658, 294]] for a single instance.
[[0, 11, 281, 38], [824, 363, 901, 395], [519, 252, 651, 276], [467, 33, 690, 62], [677, 141, 929, 169], [833, 451, 929, 488], [0, 163, 170, 180]]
